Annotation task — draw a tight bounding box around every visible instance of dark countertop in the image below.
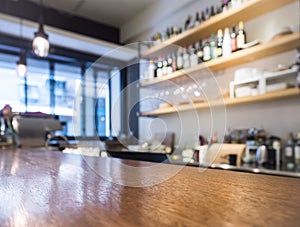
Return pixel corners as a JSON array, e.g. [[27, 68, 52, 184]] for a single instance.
[[1, 148, 300, 226]]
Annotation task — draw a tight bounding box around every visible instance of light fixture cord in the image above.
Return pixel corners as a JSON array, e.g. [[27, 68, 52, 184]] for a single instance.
[[39, 0, 44, 25]]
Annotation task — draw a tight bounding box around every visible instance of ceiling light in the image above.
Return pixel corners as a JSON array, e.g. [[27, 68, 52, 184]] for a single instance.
[[17, 51, 27, 78], [32, 22, 49, 57]]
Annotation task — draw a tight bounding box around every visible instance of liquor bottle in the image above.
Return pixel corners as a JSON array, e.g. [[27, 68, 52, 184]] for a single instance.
[[161, 31, 168, 42], [189, 44, 198, 67], [196, 40, 204, 63], [205, 7, 210, 21], [148, 59, 155, 79], [167, 55, 173, 75], [173, 26, 179, 36], [216, 4, 222, 14], [170, 27, 175, 38], [201, 11, 206, 22], [194, 12, 201, 27], [217, 29, 223, 57], [154, 58, 158, 77], [184, 15, 192, 30], [153, 32, 162, 42], [183, 47, 190, 69], [222, 27, 232, 57], [178, 27, 182, 35], [203, 39, 211, 62], [230, 25, 237, 52], [171, 53, 177, 72], [237, 21, 246, 50], [222, 0, 229, 12], [162, 58, 168, 75], [210, 6, 216, 17], [176, 48, 184, 70], [284, 132, 295, 170], [210, 34, 218, 60], [294, 133, 300, 168], [166, 27, 171, 39], [227, 0, 232, 9], [156, 58, 163, 77]]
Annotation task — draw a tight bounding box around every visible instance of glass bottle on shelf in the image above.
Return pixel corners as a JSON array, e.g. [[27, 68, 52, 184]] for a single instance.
[[231, 25, 237, 52], [203, 39, 211, 62], [197, 40, 204, 63], [171, 52, 177, 72], [166, 27, 171, 39], [184, 15, 192, 31], [201, 11, 206, 22], [156, 57, 163, 78], [162, 58, 168, 76], [176, 48, 184, 70], [182, 47, 190, 69], [222, 0, 229, 12], [189, 44, 198, 68], [210, 33, 218, 60], [217, 29, 223, 57], [222, 27, 232, 57], [148, 59, 155, 80], [167, 55, 173, 75], [237, 21, 246, 50], [194, 12, 201, 27], [205, 7, 210, 21], [284, 132, 295, 170], [294, 133, 300, 169], [210, 5, 216, 17]]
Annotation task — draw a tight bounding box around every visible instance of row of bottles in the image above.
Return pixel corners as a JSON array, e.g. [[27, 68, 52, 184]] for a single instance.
[[143, 22, 246, 80], [284, 132, 300, 171], [149, 0, 249, 43]]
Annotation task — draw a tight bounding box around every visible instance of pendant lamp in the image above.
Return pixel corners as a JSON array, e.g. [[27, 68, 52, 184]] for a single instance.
[[32, 1, 49, 57], [32, 22, 49, 57], [17, 17, 27, 77], [17, 51, 27, 77]]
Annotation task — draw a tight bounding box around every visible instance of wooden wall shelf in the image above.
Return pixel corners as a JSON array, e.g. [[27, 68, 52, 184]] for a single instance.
[[142, 0, 297, 59], [140, 32, 300, 87], [140, 88, 300, 116]]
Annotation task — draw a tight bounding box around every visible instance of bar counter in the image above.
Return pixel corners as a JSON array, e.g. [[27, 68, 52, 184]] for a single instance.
[[1, 148, 300, 226]]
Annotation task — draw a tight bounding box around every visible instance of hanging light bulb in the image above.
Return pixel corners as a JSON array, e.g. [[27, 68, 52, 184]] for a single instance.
[[16, 51, 27, 78], [32, 22, 49, 57]]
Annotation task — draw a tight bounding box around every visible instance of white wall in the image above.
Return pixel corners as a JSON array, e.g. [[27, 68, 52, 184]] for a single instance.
[[121, 0, 201, 43], [122, 0, 300, 146]]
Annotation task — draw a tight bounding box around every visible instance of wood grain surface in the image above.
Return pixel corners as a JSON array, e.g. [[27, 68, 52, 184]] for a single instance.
[[0, 148, 299, 227]]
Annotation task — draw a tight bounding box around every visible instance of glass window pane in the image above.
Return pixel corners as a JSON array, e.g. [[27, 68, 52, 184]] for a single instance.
[[54, 63, 81, 137], [0, 53, 25, 112], [84, 68, 95, 137], [110, 69, 121, 137], [26, 58, 50, 113]]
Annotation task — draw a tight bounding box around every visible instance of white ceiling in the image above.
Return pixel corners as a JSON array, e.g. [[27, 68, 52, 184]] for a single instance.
[[28, 0, 160, 27]]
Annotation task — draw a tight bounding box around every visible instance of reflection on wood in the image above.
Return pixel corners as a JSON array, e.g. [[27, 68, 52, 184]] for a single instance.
[[0, 148, 300, 226]]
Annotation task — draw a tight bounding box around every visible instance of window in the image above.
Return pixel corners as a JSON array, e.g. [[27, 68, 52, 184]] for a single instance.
[[0, 53, 25, 112], [26, 58, 50, 113], [54, 63, 81, 136], [0, 52, 120, 139]]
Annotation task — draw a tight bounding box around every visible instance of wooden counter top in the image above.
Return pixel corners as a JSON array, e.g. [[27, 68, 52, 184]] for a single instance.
[[0, 148, 299, 226]]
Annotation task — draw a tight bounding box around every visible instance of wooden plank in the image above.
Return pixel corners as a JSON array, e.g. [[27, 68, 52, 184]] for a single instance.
[[141, 88, 300, 116]]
